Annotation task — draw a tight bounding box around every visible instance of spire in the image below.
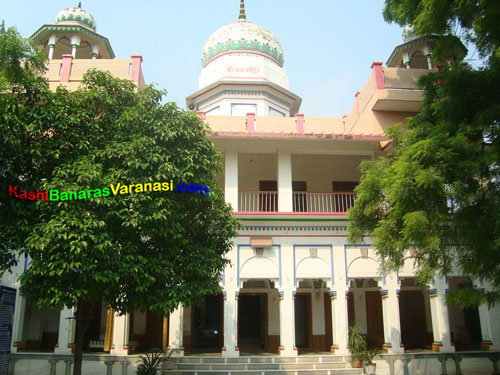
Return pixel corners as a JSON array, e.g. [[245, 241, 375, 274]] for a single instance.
[[238, 0, 246, 20], [78, 2, 81, 8]]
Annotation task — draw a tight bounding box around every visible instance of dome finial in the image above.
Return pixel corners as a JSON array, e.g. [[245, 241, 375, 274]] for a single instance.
[[78, 2, 81, 8], [239, 0, 246, 20]]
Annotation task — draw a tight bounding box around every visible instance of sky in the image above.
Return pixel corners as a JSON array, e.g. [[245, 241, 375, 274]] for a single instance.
[[1, 1, 406, 118]]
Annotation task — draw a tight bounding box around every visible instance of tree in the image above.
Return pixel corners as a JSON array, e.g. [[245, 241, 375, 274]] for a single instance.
[[1, 26, 238, 375], [348, 0, 500, 307], [0, 22, 49, 272]]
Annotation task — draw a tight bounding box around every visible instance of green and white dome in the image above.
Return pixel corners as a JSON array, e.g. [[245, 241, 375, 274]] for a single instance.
[[55, 4, 96, 31], [202, 20, 284, 68]]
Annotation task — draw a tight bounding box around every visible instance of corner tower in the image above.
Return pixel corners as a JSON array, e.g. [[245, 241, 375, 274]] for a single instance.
[[186, 0, 301, 117], [30, 2, 114, 59]]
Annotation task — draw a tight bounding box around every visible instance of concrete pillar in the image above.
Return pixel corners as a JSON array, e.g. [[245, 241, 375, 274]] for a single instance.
[[371, 61, 385, 89], [60, 54, 73, 83], [10, 294, 26, 353], [167, 306, 184, 356], [91, 44, 99, 59], [380, 275, 404, 353], [328, 291, 338, 353], [403, 52, 411, 68], [224, 150, 238, 211], [47, 35, 56, 59], [70, 35, 80, 59], [478, 284, 500, 351], [130, 54, 143, 86], [428, 278, 455, 352], [295, 113, 305, 133], [426, 55, 434, 70], [278, 290, 297, 356], [110, 313, 130, 355], [277, 149, 293, 212], [222, 291, 239, 356], [334, 286, 349, 355], [54, 307, 75, 354]]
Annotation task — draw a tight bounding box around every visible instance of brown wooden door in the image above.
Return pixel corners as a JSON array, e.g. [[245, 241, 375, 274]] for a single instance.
[[294, 294, 312, 350], [399, 290, 427, 349], [259, 181, 277, 212], [324, 292, 332, 351], [146, 311, 165, 350], [292, 181, 307, 212], [365, 291, 384, 348], [347, 291, 355, 327]]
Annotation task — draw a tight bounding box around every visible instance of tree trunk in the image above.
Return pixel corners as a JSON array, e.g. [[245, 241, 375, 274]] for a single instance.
[[73, 300, 96, 375]]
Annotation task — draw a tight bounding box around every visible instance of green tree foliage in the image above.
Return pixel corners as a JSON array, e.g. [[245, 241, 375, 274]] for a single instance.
[[1, 24, 237, 375], [0, 22, 49, 271], [349, 1, 500, 307]]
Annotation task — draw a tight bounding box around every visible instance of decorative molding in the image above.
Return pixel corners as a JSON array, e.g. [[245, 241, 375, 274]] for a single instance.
[[238, 225, 347, 232], [202, 39, 284, 67], [30, 25, 114, 58], [56, 14, 96, 31], [197, 89, 291, 109], [427, 288, 437, 298]]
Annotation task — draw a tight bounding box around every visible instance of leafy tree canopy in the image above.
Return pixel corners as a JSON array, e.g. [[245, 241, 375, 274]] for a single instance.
[[349, 0, 500, 308], [1, 23, 237, 375]]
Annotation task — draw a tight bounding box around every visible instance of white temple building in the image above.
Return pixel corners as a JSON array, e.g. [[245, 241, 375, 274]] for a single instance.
[[2, 2, 500, 375]]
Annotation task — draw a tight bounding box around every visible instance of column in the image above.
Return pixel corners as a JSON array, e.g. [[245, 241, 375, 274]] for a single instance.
[[47, 35, 56, 59], [478, 284, 500, 351], [334, 286, 349, 355], [222, 290, 239, 357], [10, 294, 26, 353], [54, 307, 75, 354], [403, 52, 411, 68], [278, 290, 297, 356], [428, 278, 455, 352], [110, 313, 130, 355], [423, 45, 433, 69], [277, 149, 292, 212], [91, 45, 99, 59], [379, 275, 404, 353], [328, 290, 338, 353], [224, 150, 238, 211], [70, 35, 80, 59], [167, 306, 184, 356]]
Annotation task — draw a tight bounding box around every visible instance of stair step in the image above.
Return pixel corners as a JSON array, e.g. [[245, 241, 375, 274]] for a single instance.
[[161, 370, 364, 375], [176, 356, 346, 364], [175, 362, 348, 370]]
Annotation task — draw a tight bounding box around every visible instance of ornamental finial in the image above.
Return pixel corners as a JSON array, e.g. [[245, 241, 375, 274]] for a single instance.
[[239, 0, 246, 20], [78, 2, 81, 8]]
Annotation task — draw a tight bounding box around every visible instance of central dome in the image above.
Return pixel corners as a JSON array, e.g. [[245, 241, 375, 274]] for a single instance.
[[202, 20, 284, 68], [55, 4, 96, 31]]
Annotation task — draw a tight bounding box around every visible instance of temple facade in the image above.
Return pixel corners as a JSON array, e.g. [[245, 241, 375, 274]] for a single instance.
[[2, 2, 500, 374]]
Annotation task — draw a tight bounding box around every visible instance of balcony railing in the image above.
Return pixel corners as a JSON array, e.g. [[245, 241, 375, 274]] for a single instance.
[[239, 191, 278, 212], [293, 192, 356, 213], [237, 191, 356, 213]]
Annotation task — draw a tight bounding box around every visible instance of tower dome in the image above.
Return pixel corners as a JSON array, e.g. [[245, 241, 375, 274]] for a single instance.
[[197, 0, 289, 91], [188, 0, 301, 116], [402, 24, 418, 42], [55, 3, 96, 32], [202, 20, 284, 68]]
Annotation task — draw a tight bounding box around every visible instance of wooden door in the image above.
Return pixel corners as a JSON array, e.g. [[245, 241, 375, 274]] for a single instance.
[[259, 181, 277, 211], [292, 181, 307, 212], [294, 294, 312, 350], [347, 291, 355, 327], [365, 291, 384, 348], [146, 311, 164, 350], [399, 290, 427, 349], [324, 292, 332, 351]]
